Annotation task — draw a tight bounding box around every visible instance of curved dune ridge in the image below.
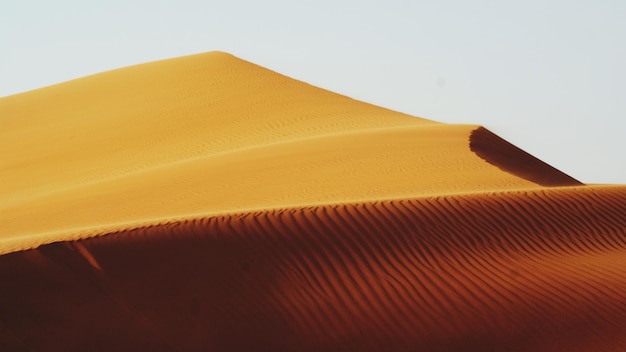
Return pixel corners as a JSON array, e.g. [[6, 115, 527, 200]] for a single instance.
[[470, 127, 582, 187], [1, 187, 625, 351], [1, 51, 625, 351]]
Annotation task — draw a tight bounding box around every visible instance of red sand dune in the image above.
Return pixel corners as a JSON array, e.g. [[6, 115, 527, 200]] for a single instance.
[[0, 52, 625, 351]]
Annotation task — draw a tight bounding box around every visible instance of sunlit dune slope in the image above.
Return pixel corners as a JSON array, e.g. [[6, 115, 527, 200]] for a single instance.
[[1, 186, 624, 351], [0, 51, 433, 201], [0, 52, 580, 253]]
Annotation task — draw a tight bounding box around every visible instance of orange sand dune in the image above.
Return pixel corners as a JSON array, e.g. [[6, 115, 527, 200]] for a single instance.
[[1, 52, 624, 351], [1, 187, 625, 351]]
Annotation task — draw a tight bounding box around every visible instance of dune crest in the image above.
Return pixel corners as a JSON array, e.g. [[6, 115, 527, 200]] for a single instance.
[[470, 126, 582, 186], [1, 52, 624, 351]]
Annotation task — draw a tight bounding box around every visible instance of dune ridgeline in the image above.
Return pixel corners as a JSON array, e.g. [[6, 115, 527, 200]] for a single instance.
[[1, 52, 624, 351]]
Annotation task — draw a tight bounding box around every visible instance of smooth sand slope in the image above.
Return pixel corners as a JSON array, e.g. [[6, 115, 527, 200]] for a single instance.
[[0, 51, 579, 253], [1, 52, 624, 351]]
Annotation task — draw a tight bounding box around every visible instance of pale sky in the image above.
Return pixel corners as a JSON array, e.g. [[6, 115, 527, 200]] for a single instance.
[[2, 0, 625, 184]]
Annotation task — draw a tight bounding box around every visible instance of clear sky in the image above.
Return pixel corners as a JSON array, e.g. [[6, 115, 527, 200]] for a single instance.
[[2, 0, 625, 184]]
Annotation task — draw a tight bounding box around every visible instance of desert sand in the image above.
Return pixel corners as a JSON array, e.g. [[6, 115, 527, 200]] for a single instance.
[[0, 52, 624, 351]]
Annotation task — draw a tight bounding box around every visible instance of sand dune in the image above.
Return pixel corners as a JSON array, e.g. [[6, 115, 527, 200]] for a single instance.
[[0, 52, 578, 253], [1, 187, 625, 351], [0, 52, 624, 351]]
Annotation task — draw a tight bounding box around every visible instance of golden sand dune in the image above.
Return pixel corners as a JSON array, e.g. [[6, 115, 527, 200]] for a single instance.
[[0, 52, 624, 351], [0, 52, 579, 252]]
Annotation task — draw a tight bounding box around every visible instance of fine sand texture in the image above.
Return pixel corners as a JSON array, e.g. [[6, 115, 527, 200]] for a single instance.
[[1, 52, 624, 351]]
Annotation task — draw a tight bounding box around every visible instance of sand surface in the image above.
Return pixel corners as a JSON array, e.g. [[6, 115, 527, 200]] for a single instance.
[[0, 52, 624, 351]]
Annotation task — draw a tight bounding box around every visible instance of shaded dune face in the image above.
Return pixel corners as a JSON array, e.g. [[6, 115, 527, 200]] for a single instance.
[[1, 187, 625, 352], [469, 127, 582, 187]]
